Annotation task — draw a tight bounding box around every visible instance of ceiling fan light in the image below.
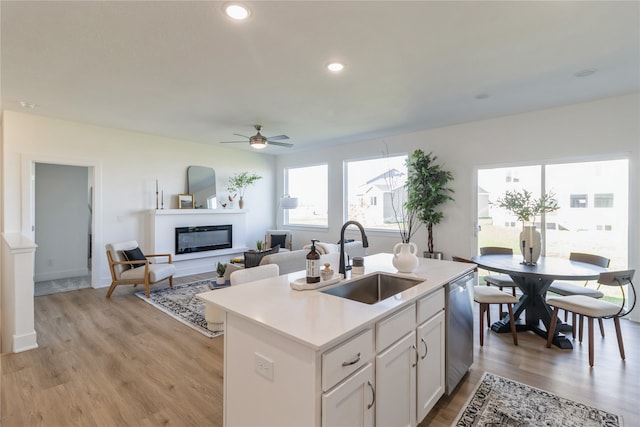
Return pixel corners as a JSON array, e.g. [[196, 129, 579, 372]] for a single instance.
[[250, 138, 267, 149], [225, 4, 250, 20]]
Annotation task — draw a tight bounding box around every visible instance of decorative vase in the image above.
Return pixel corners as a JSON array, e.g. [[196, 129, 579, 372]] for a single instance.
[[238, 197, 244, 209], [519, 225, 541, 264], [216, 276, 226, 285], [392, 242, 419, 273]]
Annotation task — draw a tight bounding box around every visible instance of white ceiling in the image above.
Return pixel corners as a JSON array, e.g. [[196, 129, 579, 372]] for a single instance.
[[2, 1, 639, 155]]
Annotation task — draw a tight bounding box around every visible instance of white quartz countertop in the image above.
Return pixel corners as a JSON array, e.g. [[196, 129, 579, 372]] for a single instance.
[[197, 253, 474, 351]]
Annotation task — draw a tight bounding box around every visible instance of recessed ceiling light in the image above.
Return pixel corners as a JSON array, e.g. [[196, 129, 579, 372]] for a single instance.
[[224, 3, 250, 20], [326, 62, 345, 73], [575, 68, 597, 77], [19, 101, 36, 109]]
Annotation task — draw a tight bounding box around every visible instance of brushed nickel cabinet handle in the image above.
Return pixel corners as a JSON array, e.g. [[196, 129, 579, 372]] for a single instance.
[[412, 344, 418, 367], [420, 338, 428, 359], [342, 352, 361, 367], [367, 381, 376, 410]]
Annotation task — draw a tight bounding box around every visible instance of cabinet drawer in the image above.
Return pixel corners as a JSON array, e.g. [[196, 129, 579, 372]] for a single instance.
[[417, 288, 445, 325], [376, 304, 416, 353], [322, 328, 373, 392]]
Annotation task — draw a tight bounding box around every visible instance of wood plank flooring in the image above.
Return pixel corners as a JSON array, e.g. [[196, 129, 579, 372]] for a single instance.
[[2, 273, 638, 426]]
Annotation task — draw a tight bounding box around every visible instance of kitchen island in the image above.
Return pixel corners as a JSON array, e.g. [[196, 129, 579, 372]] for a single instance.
[[197, 253, 474, 427]]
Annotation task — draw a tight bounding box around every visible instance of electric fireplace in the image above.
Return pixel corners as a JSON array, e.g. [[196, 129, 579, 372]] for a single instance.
[[175, 225, 232, 254]]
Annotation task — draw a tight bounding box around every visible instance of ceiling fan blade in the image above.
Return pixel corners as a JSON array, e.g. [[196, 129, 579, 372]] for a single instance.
[[220, 140, 247, 144], [268, 141, 294, 148], [267, 134, 289, 141], [232, 133, 251, 139]]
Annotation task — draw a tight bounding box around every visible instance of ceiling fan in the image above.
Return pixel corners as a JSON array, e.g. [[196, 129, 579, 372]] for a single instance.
[[220, 125, 293, 149]]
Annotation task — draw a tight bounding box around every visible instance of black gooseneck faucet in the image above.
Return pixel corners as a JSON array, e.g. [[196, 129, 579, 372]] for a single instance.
[[338, 221, 369, 277]]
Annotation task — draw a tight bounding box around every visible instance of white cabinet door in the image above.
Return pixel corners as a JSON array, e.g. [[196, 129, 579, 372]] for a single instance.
[[375, 331, 417, 427], [322, 363, 375, 427], [416, 311, 445, 422]]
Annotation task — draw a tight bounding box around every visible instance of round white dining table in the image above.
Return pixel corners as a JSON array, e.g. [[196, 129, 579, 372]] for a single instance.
[[471, 254, 608, 349]]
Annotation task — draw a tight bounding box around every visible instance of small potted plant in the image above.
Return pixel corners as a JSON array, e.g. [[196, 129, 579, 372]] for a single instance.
[[227, 172, 262, 209], [216, 261, 227, 285], [256, 240, 264, 251]]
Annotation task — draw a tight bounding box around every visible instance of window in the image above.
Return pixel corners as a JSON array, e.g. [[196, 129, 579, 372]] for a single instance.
[[594, 193, 614, 208], [345, 154, 408, 230], [570, 194, 588, 208], [284, 164, 328, 226], [478, 159, 628, 270]]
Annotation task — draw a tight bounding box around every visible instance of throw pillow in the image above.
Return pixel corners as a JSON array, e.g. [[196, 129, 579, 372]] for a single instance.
[[270, 234, 287, 249], [123, 247, 147, 268]]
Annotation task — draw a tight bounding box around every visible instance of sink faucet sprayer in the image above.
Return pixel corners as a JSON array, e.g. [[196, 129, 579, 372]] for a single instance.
[[339, 221, 369, 277]]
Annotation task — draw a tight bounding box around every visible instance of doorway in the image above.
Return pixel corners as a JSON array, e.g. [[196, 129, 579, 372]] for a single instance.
[[34, 163, 93, 296]]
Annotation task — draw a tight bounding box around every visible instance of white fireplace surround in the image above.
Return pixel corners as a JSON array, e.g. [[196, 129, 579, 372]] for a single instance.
[[149, 209, 248, 276]]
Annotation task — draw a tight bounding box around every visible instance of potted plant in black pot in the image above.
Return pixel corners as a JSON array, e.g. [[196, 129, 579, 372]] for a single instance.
[[405, 149, 454, 259]]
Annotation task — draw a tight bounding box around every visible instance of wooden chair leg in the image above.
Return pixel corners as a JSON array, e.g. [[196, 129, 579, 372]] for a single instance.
[[579, 315, 584, 343], [479, 304, 486, 347], [169, 276, 174, 288], [546, 307, 559, 348], [571, 312, 577, 338], [486, 303, 491, 325], [613, 317, 625, 360], [145, 277, 151, 298], [507, 304, 518, 345], [106, 282, 117, 298], [598, 318, 605, 337], [588, 317, 594, 367]]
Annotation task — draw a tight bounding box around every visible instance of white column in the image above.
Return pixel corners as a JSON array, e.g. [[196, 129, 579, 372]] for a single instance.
[[2, 233, 38, 353]]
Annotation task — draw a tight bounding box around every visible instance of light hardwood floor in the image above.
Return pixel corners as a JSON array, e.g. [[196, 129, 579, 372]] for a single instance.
[[2, 273, 638, 426]]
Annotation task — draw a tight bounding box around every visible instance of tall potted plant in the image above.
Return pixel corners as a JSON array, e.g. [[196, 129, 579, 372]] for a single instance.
[[493, 189, 559, 263], [227, 172, 262, 209], [405, 149, 454, 259]]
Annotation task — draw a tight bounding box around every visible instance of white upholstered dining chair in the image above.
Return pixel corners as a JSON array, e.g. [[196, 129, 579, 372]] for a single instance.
[[546, 269, 636, 367]]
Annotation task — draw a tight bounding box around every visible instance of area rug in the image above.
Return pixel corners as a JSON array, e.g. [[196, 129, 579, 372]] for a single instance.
[[454, 372, 622, 427], [135, 280, 224, 338]]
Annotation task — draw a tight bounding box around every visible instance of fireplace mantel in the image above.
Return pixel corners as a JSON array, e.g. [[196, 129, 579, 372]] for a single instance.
[[148, 209, 248, 276]]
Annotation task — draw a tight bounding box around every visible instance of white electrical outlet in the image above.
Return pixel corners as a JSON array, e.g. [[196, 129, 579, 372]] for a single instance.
[[254, 352, 274, 381]]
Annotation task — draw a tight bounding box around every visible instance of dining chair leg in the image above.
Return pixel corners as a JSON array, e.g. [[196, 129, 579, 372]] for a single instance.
[[613, 317, 625, 360], [479, 304, 486, 346], [571, 312, 577, 338], [598, 318, 605, 337], [588, 317, 594, 367], [579, 315, 584, 343], [507, 303, 518, 345], [546, 307, 560, 348]]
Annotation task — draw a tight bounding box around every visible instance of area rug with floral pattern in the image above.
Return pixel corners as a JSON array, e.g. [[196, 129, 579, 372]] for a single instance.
[[135, 280, 224, 338], [454, 372, 622, 427]]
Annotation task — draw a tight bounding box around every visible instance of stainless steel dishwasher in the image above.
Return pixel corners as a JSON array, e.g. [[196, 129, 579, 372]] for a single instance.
[[445, 272, 474, 394]]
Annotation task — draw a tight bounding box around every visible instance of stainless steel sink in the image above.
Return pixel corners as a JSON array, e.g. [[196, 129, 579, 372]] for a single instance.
[[321, 272, 424, 304]]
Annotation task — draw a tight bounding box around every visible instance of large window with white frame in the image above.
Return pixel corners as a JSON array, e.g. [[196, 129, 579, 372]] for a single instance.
[[284, 164, 328, 227], [345, 154, 408, 231], [478, 157, 629, 273]]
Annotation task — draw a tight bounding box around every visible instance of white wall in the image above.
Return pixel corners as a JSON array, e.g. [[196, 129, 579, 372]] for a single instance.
[[2, 111, 277, 287], [277, 93, 640, 323]]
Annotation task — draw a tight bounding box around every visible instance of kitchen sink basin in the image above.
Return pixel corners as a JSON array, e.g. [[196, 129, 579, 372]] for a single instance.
[[321, 272, 424, 304]]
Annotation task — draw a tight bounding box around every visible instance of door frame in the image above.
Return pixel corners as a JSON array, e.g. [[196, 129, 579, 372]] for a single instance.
[[21, 153, 102, 289]]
